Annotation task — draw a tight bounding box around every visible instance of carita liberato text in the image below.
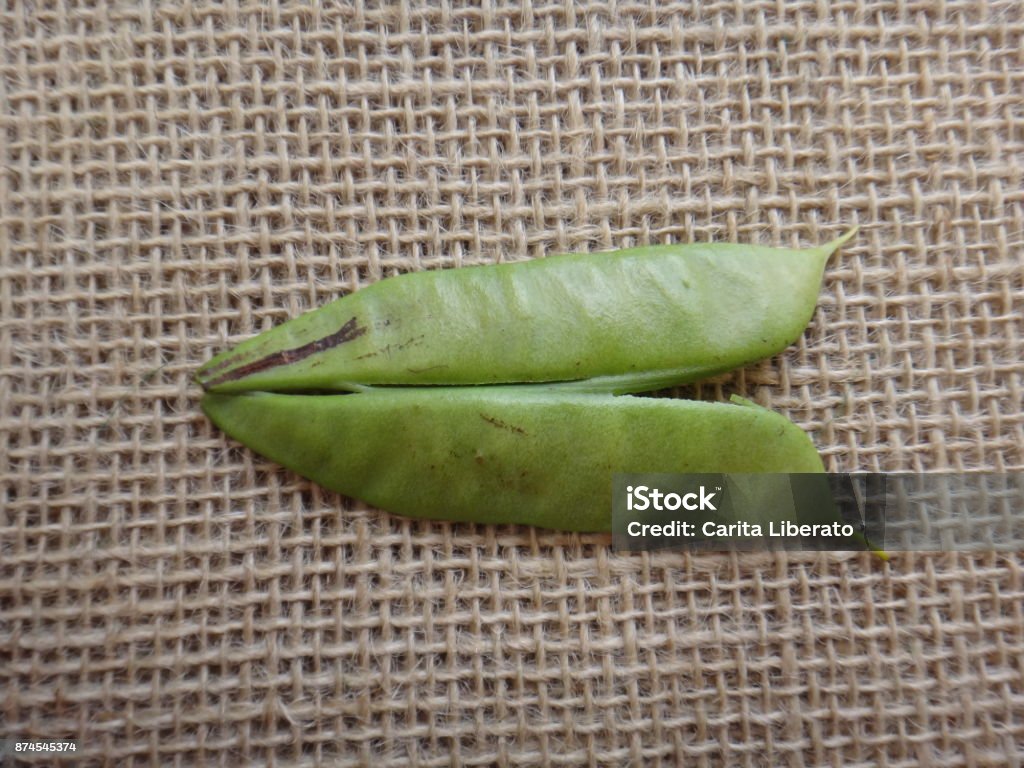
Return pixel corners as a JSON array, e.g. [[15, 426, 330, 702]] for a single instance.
[[627, 521, 856, 538]]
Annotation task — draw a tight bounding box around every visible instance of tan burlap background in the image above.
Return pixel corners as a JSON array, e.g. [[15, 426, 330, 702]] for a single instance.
[[2, 2, 1023, 765]]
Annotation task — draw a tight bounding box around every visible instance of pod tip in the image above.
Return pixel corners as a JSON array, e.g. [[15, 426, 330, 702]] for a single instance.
[[824, 226, 859, 253], [729, 394, 757, 408]]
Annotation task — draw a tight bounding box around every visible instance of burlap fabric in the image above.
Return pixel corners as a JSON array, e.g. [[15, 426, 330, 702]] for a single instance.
[[2, 2, 1022, 765]]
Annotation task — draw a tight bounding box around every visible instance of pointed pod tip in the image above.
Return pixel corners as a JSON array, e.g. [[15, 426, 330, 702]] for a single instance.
[[200, 390, 249, 422], [200, 391, 269, 440], [823, 226, 859, 254], [195, 358, 234, 392], [199, 391, 222, 420], [728, 394, 758, 408]]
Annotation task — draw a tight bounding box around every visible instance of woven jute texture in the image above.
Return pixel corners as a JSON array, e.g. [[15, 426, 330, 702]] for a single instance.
[[2, 1, 1023, 765]]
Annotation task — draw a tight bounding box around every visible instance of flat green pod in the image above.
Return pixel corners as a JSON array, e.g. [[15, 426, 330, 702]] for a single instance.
[[197, 230, 855, 395], [202, 389, 825, 532]]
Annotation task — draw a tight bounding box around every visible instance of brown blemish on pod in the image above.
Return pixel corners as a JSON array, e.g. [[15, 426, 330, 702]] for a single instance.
[[201, 316, 366, 390]]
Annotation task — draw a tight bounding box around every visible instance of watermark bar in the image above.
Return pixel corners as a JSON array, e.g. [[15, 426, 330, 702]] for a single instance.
[[612, 473, 1024, 552]]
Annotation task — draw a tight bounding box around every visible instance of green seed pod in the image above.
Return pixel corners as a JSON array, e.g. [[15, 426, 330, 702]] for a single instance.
[[197, 230, 855, 395], [201, 389, 825, 532]]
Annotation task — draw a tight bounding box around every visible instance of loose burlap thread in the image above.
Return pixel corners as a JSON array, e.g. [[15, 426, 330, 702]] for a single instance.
[[2, 1, 1022, 765]]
